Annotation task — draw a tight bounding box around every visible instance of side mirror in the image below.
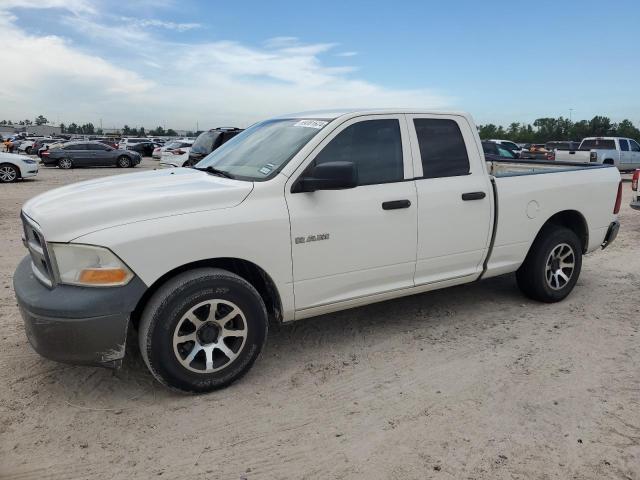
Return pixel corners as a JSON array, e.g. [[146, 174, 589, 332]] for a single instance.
[[292, 161, 358, 193]]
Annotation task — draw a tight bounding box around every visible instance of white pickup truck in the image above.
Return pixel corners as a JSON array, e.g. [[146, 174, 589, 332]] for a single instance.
[[14, 109, 622, 393], [555, 137, 640, 170]]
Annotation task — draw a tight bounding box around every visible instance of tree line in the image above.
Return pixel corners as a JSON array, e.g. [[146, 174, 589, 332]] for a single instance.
[[478, 116, 640, 143]]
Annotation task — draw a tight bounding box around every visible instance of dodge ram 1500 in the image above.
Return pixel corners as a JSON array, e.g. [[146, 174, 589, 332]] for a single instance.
[[14, 109, 621, 393]]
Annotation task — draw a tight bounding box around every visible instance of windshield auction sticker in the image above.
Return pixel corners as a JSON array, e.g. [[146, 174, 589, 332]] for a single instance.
[[293, 120, 328, 129]]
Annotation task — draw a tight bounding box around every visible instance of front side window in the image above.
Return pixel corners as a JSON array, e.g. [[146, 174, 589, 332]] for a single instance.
[[197, 118, 330, 181], [620, 139, 629, 151], [414, 119, 470, 178], [314, 119, 403, 186]]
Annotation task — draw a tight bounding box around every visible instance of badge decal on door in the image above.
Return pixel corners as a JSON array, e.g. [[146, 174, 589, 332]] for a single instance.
[[295, 233, 330, 244]]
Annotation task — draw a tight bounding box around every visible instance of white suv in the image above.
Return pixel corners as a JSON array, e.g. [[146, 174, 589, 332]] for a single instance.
[[118, 138, 148, 150]]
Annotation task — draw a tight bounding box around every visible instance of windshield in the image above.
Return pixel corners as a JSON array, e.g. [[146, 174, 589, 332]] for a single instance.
[[196, 118, 330, 181], [191, 131, 222, 155]]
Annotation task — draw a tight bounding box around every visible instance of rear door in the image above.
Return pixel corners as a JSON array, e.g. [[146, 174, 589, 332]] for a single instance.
[[406, 114, 493, 285], [629, 139, 640, 168], [70, 144, 92, 166], [286, 115, 418, 311]]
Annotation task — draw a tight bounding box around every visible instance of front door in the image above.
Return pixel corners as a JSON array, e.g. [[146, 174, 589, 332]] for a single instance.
[[286, 115, 418, 313]]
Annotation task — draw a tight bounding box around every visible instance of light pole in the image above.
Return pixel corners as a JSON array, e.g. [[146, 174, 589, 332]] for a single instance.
[[569, 109, 573, 122]]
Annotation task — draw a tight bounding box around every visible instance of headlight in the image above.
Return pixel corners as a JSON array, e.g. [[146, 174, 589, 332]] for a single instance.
[[50, 243, 134, 287]]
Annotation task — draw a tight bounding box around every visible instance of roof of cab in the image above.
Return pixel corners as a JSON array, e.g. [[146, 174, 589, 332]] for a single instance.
[[277, 108, 471, 121]]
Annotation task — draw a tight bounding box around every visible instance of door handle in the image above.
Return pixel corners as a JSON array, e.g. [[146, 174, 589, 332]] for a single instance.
[[382, 200, 411, 210], [461, 192, 486, 201]]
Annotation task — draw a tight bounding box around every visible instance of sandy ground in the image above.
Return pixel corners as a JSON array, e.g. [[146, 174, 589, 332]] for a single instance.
[[0, 159, 639, 480]]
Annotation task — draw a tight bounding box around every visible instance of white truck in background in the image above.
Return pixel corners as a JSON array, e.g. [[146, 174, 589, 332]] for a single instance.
[[13, 109, 622, 393], [555, 137, 640, 170]]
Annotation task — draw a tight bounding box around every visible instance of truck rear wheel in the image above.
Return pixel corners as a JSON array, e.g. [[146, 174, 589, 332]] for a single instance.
[[138, 268, 268, 393], [516, 226, 582, 303]]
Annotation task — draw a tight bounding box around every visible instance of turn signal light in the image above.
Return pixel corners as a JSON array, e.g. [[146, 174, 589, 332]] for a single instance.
[[78, 268, 129, 284]]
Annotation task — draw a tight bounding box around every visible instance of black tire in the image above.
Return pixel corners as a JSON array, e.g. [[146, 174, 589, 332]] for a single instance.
[[139, 268, 268, 393], [117, 156, 132, 168], [0, 163, 19, 183], [58, 158, 73, 169], [516, 226, 582, 303], [25, 146, 32, 155]]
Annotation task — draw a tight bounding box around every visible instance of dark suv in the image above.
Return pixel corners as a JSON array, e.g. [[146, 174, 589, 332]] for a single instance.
[[185, 127, 243, 167], [41, 141, 141, 169]]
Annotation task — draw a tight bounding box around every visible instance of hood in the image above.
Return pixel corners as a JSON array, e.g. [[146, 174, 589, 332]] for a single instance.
[[23, 168, 254, 241]]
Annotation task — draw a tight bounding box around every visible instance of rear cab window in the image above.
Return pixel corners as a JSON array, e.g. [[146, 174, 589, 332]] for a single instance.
[[580, 139, 616, 150]]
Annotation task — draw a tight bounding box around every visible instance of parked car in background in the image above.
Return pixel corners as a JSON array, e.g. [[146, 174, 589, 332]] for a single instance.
[[12, 109, 621, 392], [554, 137, 640, 170], [544, 141, 581, 161], [159, 145, 192, 168], [487, 139, 521, 156], [94, 138, 119, 149], [126, 140, 158, 157], [118, 138, 149, 151], [631, 169, 639, 210], [38, 141, 65, 158], [482, 141, 518, 160], [41, 141, 141, 169], [152, 139, 193, 159], [186, 127, 244, 167], [520, 144, 550, 160], [18, 138, 47, 155], [32, 139, 59, 156], [0, 151, 38, 182]]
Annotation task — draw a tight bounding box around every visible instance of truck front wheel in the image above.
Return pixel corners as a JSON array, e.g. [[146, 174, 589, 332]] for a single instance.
[[138, 268, 268, 393], [516, 226, 582, 303]]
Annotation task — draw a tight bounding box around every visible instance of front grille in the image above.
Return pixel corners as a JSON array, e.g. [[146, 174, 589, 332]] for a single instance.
[[21, 213, 54, 287]]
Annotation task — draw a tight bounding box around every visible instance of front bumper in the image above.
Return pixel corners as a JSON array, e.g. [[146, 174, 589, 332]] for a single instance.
[[601, 221, 620, 249], [13, 255, 147, 368]]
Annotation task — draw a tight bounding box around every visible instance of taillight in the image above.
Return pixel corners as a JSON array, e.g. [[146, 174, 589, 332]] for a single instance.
[[632, 170, 639, 191], [590, 151, 597, 162], [42, 151, 50, 156], [172, 149, 185, 155], [547, 152, 555, 161], [613, 181, 622, 214]]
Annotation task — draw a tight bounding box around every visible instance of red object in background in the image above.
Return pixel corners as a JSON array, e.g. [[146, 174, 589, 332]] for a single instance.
[[613, 181, 622, 214]]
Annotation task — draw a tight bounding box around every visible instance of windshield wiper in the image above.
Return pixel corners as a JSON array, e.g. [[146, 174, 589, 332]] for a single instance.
[[195, 165, 235, 179]]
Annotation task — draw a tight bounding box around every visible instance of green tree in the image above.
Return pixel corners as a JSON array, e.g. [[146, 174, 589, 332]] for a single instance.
[[59, 123, 66, 133], [139, 126, 145, 136], [35, 115, 48, 125], [614, 119, 640, 139], [588, 116, 613, 136], [67, 123, 78, 134], [166, 128, 177, 136]]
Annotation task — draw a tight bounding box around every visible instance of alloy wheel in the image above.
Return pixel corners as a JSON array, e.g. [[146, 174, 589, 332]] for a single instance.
[[0, 166, 17, 182], [173, 299, 248, 373], [545, 243, 575, 290]]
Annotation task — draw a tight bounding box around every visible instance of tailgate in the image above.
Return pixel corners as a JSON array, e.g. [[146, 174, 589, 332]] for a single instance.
[[555, 150, 591, 162]]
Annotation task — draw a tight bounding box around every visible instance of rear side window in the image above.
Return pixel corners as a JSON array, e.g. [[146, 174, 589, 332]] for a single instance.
[[482, 142, 497, 155], [580, 139, 616, 150], [629, 140, 640, 152], [414, 119, 470, 178], [314, 119, 404, 186], [88, 143, 107, 151], [620, 139, 629, 151]]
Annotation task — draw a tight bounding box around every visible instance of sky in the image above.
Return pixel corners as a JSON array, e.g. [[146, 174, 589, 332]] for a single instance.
[[1, 0, 639, 130]]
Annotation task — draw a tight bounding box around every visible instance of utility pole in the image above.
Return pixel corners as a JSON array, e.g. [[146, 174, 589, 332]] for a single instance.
[[569, 109, 573, 122]]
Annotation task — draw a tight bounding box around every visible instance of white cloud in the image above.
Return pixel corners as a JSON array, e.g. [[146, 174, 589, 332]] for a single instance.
[[336, 51, 358, 57], [0, 3, 452, 129], [121, 17, 201, 32]]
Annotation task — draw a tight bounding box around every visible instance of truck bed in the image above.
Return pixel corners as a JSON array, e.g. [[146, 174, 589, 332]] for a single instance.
[[487, 159, 609, 177]]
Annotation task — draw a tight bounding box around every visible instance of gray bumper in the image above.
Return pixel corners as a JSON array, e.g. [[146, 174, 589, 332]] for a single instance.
[[13, 255, 147, 368], [631, 200, 640, 211], [601, 221, 620, 249]]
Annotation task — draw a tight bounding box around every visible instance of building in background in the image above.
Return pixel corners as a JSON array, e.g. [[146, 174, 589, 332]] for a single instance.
[[0, 124, 62, 137]]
